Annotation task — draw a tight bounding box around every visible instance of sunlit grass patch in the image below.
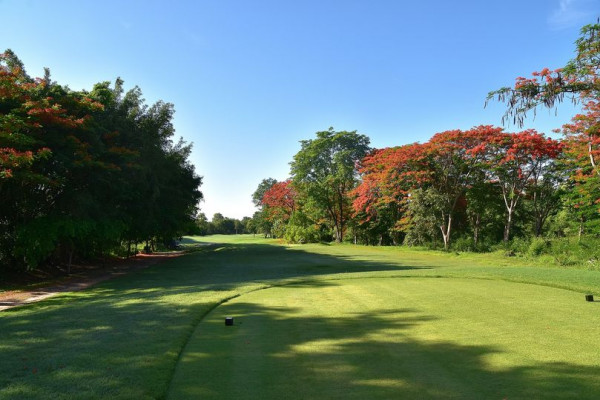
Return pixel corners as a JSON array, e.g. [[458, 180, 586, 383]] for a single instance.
[[170, 278, 600, 399]]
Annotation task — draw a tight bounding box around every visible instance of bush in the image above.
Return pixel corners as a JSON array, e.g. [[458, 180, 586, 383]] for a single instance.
[[508, 237, 530, 256], [449, 236, 493, 253], [550, 239, 577, 266], [452, 237, 475, 252], [284, 224, 319, 244], [528, 237, 549, 257], [548, 237, 600, 268], [271, 219, 287, 239]]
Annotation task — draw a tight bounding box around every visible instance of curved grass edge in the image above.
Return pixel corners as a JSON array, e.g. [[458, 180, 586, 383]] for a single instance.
[[159, 293, 241, 399], [164, 268, 598, 398]]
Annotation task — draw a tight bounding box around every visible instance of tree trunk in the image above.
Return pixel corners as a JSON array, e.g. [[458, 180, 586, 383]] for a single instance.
[[589, 139, 599, 175], [473, 214, 480, 247], [440, 214, 452, 250], [503, 209, 513, 242], [334, 222, 343, 243], [534, 216, 543, 237]]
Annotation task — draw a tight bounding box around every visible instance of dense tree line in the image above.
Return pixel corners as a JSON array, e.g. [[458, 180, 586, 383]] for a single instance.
[[251, 22, 600, 256], [193, 212, 251, 235], [0, 50, 202, 271]]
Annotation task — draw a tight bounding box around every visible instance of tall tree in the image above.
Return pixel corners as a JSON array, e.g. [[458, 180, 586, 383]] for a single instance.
[[291, 128, 370, 242], [1, 50, 203, 270], [251, 178, 278, 237], [261, 180, 296, 222], [527, 159, 566, 237], [424, 126, 503, 249], [352, 143, 429, 245], [477, 130, 563, 242], [558, 101, 600, 237]]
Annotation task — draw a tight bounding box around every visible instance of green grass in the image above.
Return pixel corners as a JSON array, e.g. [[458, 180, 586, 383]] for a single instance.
[[1, 235, 600, 399], [170, 278, 600, 399]]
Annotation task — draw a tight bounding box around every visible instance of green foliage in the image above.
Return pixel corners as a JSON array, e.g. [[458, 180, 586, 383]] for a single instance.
[[506, 237, 531, 255], [0, 50, 202, 270], [404, 188, 444, 247], [549, 237, 600, 268], [194, 213, 210, 235], [290, 128, 371, 242], [252, 210, 273, 237], [284, 211, 320, 243], [271, 219, 287, 239], [527, 237, 549, 257], [252, 178, 277, 207], [13, 218, 78, 269], [451, 236, 477, 252], [193, 213, 249, 235], [284, 224, 320, 243]]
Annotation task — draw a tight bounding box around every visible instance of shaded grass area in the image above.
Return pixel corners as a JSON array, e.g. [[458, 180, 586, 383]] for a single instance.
[[169, 279, 600, 399], [1, 235, 600, 398], [0, 240, 426, 399]]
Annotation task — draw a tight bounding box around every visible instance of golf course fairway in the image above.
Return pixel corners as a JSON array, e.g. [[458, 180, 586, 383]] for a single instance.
[[2, 235, 600, 399], [169, 276, 600, 399]]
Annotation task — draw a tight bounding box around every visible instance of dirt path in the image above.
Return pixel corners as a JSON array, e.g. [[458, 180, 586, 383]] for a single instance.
[[0, 252, 184, 312]]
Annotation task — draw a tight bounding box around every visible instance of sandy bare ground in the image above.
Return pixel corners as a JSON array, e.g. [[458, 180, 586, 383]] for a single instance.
[[0, 252, 184, 312]]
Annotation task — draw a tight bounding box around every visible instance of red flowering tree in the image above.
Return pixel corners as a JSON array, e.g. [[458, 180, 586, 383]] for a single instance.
[[487, 22, 600, 126], [354, 126, 504, 249], [487, 20, 599, 240], [352, 143, 428, 244], [560, 99, 600, 176], [0, 50, 103, 268], [0, 51, 54, 180], [557, 100, 600, 235], [479, 130, 563, 242], [424, 126, 504, 249], [261, 180, 296, 222]]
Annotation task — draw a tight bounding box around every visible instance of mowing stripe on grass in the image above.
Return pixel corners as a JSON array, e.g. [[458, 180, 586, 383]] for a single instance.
[[168, 276, 600, 400]]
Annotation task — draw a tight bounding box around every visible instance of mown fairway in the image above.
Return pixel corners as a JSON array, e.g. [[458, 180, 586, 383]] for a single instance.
[[1, 235, 600, 399]]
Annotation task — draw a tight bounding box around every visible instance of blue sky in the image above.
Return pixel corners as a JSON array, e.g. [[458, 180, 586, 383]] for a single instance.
[[2, 0, 599, 219]]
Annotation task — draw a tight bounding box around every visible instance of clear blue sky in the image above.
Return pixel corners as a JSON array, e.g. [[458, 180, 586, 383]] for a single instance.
[[2, 0, 599, 219]]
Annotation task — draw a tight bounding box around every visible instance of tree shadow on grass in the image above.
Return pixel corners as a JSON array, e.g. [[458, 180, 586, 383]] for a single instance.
[[2, 241, 594, 399], [156, 242, 432, 288], [0, 241, 417, 399], [170, 300, 600, 399]]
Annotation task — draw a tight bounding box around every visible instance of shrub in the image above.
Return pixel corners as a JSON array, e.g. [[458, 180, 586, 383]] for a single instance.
[[284, 224, 319, 244], [528, 237, 549, 257], [271, 219, 287, 239], [546, 237, 600, 267], [508, 237, 530, 256], [550, 239, 577, 266], [452, 237, 475, 252]]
